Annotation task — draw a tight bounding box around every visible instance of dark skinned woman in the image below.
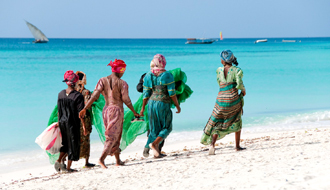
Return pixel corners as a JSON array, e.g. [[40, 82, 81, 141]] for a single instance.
[[79, 59, 139, 169], [201, 50, 246, 155]]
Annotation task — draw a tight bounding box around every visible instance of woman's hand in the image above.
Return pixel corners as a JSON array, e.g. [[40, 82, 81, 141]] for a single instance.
[[241, 90, 246, 96], [83, 128, 88, 136], [140, 108, 145, 117], [133, 111, 140, 118], [176, 106, 181, 114], [79, 108, 86, 119]]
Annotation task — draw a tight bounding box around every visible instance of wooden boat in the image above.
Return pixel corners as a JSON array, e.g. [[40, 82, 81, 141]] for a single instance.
[[254, 39, 267, 43], [185, 38, 215, 44], [25, 21, 49, 43]]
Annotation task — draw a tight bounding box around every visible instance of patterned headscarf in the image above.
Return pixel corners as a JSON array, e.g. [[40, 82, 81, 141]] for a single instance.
[[108, 59, 126, 73], [150, 54, 166, 76], [63, 70, 79, 87], [220, 50, 235, 63], [75, 71, 87, 93]]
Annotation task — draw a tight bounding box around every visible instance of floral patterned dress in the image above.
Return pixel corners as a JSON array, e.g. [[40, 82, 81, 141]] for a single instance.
[[79, 88, 93, 159]]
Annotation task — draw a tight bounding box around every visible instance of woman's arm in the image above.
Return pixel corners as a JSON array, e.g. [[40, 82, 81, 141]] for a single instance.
[[235, 68, 246, 96], [80, 79, 103, 119], [121, 81, 139, 117], [140, 98, 149, 116], [79, 95, 97, 119], [170, 95, 181, 113]]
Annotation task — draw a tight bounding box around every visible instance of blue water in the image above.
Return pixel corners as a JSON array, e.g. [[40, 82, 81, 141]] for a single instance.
[[1, 38, 330, 154]]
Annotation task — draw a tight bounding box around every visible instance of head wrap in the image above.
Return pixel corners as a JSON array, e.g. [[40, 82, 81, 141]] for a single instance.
[[220, 50, 235, 63], [150, 54, 166, 76], [63, 70, 79, 87], [107, 59, 126, 73], [75, 71, 86, 93]]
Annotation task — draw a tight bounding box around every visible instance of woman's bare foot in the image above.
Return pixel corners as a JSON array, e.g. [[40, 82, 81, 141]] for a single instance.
[[235, 147, 246, 151], [154, 154, 164, 159], [149, 143, 160, 157], [98, 160, 108, 169], [115, 160, 125, 166], [209, 146, 215, 155]]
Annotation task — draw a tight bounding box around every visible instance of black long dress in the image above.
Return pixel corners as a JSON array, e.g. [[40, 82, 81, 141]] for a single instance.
[[57, 90, 84, 161]]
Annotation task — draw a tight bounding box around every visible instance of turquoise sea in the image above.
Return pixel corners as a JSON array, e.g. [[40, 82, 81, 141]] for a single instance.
[[1, 38, 330, 160]]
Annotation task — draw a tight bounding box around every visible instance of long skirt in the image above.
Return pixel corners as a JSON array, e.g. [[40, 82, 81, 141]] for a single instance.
[[102, 105, 123, 156], [145, 100, 172, 148], [201, 83, 244, 145], [79, 112, 92, 159]]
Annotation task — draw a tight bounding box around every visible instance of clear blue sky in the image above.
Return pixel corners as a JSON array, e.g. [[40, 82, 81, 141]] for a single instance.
[[0, 0, 329, 38]]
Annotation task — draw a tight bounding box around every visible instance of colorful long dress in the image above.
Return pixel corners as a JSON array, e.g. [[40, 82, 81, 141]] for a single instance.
[[119, 68, 193, 151], [91, 75, 132, 155], [79, 88, 92, 159], [143, 71, 176, 148], [201, 66, 245, 145]]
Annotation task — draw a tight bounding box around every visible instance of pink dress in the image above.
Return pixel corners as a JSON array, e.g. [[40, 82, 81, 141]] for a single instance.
[[91, 75, 132, 155]]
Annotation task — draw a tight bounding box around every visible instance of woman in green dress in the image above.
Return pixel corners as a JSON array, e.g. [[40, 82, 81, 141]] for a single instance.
[[201, 50, 246, 155], [140, 54, 181, 158]]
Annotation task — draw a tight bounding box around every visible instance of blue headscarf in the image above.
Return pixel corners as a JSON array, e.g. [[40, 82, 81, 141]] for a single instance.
[[220, 50, 235, 63]]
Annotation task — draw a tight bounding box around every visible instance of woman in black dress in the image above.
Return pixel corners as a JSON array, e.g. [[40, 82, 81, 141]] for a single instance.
[[55, 70, 87, 172]]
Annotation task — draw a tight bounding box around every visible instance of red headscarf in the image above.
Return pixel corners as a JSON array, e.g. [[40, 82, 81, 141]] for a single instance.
[[63, 70, 79, 87], [107, 59, 127, 73]]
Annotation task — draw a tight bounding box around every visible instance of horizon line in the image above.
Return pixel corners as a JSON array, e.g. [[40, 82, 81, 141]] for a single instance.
[[0, 36, 329, 39]]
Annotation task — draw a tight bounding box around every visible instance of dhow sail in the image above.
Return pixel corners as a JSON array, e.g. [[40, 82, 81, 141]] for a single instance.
[[25, 21, 49, 42]]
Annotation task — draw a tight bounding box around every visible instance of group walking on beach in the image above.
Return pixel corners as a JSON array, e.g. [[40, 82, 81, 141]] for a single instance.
[[44, 50, 246, 172]]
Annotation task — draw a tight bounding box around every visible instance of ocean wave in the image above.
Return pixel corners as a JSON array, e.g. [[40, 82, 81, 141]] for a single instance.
[[243, 110, 330, 132]]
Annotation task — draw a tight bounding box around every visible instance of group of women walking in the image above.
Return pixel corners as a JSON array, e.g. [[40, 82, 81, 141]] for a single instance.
[[52, 50, 246, 172]]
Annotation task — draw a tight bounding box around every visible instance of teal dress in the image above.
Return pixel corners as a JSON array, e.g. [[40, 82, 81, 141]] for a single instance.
[[143, 71, 176, 148]]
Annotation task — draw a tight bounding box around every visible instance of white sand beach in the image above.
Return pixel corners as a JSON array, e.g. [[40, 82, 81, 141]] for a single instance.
[[1, 127, 330, 190]]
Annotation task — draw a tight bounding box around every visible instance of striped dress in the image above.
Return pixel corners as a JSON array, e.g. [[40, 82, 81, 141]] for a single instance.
[[201, 66, 245, 145]]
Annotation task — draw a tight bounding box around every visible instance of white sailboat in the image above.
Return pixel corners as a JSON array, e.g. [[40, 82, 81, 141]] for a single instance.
[[25, 21, 49, 43]]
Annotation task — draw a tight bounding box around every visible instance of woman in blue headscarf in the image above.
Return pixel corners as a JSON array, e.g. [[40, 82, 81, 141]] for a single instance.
[[200, 50, 246, 155]]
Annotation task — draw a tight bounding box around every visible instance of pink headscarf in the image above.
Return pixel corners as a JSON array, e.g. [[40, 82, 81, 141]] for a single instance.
[[150, 54, 166, 76], [63, 70, 79, 87], [107, 59, 127, 73]]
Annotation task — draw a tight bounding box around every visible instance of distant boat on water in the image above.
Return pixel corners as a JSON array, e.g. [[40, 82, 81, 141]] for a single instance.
[[282, 40, 296, 43], [254, 39, 268, 43], [25, 21, 49, 43], [220, 31, 223, 40], [185, 38, 216, 44]]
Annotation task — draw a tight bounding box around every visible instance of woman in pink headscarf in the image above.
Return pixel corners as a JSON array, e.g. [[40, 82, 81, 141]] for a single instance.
[[79, 59, 139, 168], [140, 54, 181, 158], [55, 70, 87, 172]]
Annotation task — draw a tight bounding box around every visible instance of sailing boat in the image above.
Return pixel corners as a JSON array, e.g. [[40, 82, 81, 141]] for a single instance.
[[25, 21, 49, 43], [220, 31, 223, 40]]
